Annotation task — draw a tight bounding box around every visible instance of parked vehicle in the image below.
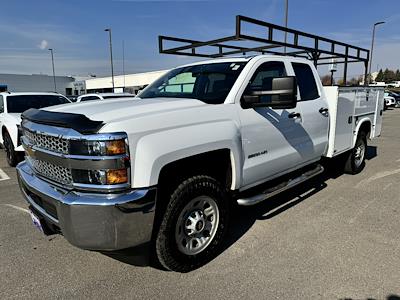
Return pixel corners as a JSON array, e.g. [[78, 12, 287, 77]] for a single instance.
[[16, 55, 384, 272], [76, 93, 135, 102], [386, 81, 400, 88], [386, 91, 400, 107], [384, 92, 396, 108], [67, 95, 79, 102], [0, 92, 71, 166]]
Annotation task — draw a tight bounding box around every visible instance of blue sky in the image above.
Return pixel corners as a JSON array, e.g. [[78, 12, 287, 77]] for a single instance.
[[0, 0, 399, 80]]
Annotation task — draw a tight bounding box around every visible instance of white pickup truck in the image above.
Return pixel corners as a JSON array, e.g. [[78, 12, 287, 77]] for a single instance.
[[16, 55, 384, 272]]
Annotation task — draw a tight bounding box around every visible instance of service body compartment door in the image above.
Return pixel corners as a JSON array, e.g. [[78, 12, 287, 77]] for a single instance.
[[334, 90, 355, 154], [372, 89, 384, 137], [324, 87, 355, 157]]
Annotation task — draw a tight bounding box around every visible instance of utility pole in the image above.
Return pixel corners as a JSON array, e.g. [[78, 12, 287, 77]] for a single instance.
[[48, 48, 57, 92], [283, 0, 288, 54], [122, 40, 126, 91], [104, 28, 115, 92], [368, 21, 385, 84]]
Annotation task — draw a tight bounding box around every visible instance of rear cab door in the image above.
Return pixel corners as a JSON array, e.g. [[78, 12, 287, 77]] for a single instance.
[[287, 60, 330, 163]]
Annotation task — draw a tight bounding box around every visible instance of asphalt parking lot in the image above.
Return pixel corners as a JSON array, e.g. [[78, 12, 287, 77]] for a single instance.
[[1, 109, 400, 299]]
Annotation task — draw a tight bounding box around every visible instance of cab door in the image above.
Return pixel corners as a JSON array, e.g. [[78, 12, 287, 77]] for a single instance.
[[238, 59, 310, 188], [288, 62, 329, 162]]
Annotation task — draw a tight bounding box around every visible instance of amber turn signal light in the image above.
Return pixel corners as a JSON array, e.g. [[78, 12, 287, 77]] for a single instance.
[[106, 140, 126, 155], [106, 169, 128, 184]]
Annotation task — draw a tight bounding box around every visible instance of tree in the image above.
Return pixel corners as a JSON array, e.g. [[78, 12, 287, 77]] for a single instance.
[[348, 77, 360, 86], [395, 69, 400, 81], [375, 69, 384, 82], [321, 74, 332, 86], [383, 68, 396, 82]]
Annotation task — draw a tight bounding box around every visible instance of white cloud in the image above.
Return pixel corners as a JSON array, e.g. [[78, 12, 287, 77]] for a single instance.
[[38, 39, 48, 50]]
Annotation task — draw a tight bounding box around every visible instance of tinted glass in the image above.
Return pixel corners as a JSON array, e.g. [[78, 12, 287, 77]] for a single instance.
[[7, 95, 70, 113], [80, 96, 100, 101], [247, 61, 287, 104], [0, 95, 3, 113], [139, 62, 246, 104], [103, 95, 134, 99], [292, 63, 319, 100]]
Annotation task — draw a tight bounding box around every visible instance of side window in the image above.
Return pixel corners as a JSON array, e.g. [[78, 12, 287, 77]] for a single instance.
[[0, 95, 4, 113], [246, 61, 286, 104], [291, 63, 319, 100]]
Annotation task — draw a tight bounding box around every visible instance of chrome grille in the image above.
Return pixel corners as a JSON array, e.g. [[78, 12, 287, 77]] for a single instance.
[[27, 157, 72, 185], [24, 130, 69, 154]]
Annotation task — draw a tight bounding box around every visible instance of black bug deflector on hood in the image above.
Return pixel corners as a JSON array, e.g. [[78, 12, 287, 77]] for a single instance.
[[22, 108, 105, 134]]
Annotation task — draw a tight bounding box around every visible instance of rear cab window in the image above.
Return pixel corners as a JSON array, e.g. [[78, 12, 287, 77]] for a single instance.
[[291, 63, 319, 100]]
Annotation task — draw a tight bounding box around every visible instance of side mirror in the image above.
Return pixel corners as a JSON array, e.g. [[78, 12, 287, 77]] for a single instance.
[[242, 76, 298, 109]]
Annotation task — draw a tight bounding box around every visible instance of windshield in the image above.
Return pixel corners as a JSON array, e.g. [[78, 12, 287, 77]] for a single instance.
[[139, 62, 247, 104], [103, 95, 135, 99], [7, 95, 70, 113]]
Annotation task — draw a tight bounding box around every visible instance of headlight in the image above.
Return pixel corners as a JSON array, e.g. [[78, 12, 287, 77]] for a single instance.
[[72, 169, 129, 185], [69, 139, 126, 156]]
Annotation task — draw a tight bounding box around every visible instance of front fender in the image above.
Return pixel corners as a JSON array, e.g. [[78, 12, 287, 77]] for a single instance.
[[1, 118, 20, 150], [131, 120, 243, 189]]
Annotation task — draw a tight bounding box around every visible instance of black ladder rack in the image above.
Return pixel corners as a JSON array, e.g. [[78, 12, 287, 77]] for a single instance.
[[158, 15, 370, 85]]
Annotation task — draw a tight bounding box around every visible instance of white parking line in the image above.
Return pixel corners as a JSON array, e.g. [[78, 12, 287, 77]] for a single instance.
[[3, 204, 30, 214], [355, 168, 400, 188], [0, 168, 10, 181]]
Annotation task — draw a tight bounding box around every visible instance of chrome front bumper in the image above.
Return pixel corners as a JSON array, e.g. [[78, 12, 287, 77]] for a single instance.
[[16, 161, 156, 251]]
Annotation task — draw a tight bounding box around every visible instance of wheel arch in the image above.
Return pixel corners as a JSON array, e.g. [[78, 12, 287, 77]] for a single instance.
[[353, 118, 371, 147]]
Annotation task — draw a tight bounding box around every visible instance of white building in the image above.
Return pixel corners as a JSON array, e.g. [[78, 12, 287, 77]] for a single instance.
[[0, 73, 75, 95], [0, 70, 168, 96], [85, 70, 168, 94]]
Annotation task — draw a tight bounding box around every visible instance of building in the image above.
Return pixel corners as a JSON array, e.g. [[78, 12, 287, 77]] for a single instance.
[[0, 73, 76, 95], [0, 69, 168, 96], [85, 70, 168, 94]]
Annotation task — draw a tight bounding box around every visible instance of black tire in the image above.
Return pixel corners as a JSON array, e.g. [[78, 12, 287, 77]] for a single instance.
[[155, 175, 230, 272], [344, 131, 367, 174], [3, 131, 21, 167]]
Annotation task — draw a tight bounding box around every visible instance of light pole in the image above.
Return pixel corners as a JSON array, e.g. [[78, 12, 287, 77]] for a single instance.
[[283, 0, 288, 54], [104, 28, 115, 92], [122, 40, 126, 91], [368, 21, 385, 84], [48, 48, 56, 92]]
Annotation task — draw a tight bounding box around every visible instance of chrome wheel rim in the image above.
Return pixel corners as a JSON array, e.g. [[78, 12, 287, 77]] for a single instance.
[[175, 196, 219, 256], [354, 141, 365, 168]]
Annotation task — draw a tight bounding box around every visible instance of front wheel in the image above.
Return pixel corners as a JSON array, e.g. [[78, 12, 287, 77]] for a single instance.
[[344, 132, 367, 174], [3, 131, 21, 167], [155, 175, 230, 272]]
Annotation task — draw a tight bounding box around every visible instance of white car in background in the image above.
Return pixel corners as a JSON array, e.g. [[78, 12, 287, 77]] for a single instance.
[[384, 92, 396, 109], [76, 93, 135, 102], [0, 92, 71, 166]]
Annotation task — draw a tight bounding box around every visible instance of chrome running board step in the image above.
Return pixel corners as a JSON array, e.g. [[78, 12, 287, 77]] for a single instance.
[[237, 164, 324, 206]]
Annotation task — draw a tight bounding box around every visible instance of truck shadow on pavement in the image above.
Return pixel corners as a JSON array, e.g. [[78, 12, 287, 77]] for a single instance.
[[102, 146, 378, 270]]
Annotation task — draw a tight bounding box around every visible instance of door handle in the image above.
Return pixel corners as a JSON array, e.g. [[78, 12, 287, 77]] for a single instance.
[[319, 107, 329, 114], [288, 112, 301, 119]]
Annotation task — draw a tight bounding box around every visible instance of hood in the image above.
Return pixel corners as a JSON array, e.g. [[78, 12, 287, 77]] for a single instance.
[[45, 98, 206, 124]]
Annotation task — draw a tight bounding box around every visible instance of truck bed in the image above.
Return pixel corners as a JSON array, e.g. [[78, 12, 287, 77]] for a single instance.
[[323, 86, 384, 158]]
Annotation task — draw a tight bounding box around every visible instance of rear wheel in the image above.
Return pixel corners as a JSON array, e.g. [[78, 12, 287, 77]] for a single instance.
[[155, 175, 230, 272], [344, 131, 367, 174], [4, 131, 21, 167]]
